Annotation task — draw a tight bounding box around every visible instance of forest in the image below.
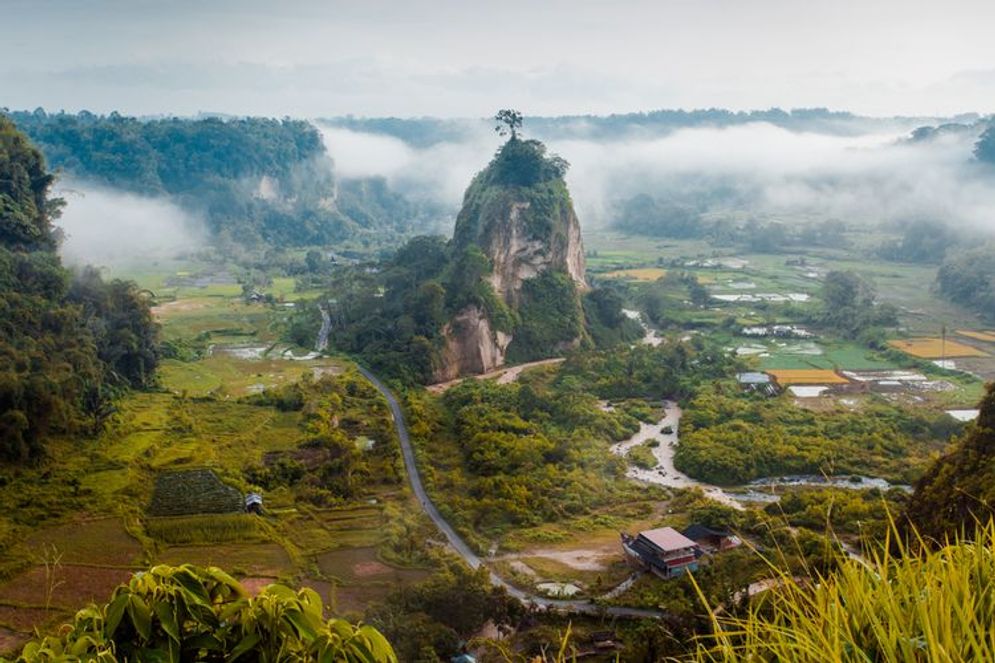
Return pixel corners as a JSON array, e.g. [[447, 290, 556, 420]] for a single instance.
[[7, 110, 425, 249], [674, 388, 958, 485], [0, 115, 159, 461]]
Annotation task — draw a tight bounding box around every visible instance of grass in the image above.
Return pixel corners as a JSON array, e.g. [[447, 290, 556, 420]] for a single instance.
[[159, 355, 343, 398], [693, 520, 995, 662], [888, 338, 989, 359], [145, 514, 265, 545]]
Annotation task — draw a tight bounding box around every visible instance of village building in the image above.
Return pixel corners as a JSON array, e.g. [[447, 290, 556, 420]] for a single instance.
[[682, 524, 742, 553], [621, 527, 701, 579], [245, 492, 263, 514]]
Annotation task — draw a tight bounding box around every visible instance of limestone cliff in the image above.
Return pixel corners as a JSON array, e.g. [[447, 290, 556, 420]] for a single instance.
[[434, 138, 587, 381]]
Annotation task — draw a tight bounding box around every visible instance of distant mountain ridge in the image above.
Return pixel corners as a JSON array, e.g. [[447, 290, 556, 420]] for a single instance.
[[323, 108, 988, 145]]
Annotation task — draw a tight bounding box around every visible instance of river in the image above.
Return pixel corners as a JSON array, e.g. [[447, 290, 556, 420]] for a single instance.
[[610, 402, 910, 507]]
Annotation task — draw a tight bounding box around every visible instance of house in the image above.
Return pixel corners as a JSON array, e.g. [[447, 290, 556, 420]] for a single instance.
[[682, 524, 742, 553], [245, 493, 263, 514], [621, 527, 701, 578]]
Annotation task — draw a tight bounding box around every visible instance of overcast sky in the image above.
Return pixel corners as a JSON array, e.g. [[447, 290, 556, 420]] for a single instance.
[[3, 0, 995, 118]]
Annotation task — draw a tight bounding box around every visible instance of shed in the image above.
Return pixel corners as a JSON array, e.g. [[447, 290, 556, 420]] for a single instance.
[[245, 493, 264, 514], [682, 524, 742, 553]]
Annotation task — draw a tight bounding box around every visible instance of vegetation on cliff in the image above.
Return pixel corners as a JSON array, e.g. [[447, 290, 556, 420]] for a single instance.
[[8, 109, 423, 248], [0, 115, 159, 460], [309, 122, 639, 383], [905, 382, 995, 541]]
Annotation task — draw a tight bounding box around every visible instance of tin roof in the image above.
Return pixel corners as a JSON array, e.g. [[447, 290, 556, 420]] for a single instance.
[[638, 526, 698, 552]]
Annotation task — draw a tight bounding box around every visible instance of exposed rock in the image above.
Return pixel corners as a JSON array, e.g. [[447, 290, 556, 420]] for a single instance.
[[434, 305, 511, 381], [484, 200, 587, 307], [433, 138, 588, 381]]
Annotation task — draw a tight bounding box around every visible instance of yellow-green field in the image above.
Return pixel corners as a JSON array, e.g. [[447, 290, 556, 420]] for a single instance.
[[888, 338, 989, 359], [767, 369, 850, 385], [602, 267, 668, 281], [956, 330, 995, 343]]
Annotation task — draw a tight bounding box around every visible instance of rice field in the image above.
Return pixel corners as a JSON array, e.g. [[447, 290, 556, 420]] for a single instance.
[[956, 330, 995, 343], [602, 267, 667, 281], [888, 338, 989, 359], [766, 369, 850, 385]]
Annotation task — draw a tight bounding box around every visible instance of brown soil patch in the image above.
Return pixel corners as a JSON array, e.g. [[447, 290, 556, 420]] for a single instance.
[[352, 561, 392, 577], [25, 517, 143, 567], [152, 299, 211, 316], [238, 576, 277, 596], [0, 565, 132, 610], [0, 627, 30, 656], [0, 606, 61, 634]]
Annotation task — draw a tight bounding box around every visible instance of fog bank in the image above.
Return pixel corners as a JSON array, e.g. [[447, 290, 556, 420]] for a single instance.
[[55, 184, 205, 267], [318, 121, 995, 236]]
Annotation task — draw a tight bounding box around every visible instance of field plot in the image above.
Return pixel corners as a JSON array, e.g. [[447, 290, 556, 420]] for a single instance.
[[888, 338, 989, 358], [160, 354, 344, 397], [0, 565, 133, 611], [602, 267, 667, 281], [767, 369, 849, 385], [309, 547, 432, 615], [956, 330, 995, 343], [157, 543, 293, 577], [24, 518, 143, 567]]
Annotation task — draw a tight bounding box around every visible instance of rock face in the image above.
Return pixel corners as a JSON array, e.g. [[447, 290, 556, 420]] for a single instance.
[[435, 306, 512, 382], [433, 138, 587, 382]]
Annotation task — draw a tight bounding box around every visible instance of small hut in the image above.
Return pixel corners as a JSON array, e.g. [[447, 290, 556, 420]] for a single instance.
[[245, 493, 264, 514]]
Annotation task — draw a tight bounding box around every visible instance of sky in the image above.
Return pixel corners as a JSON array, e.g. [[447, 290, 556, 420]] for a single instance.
[[3, 0, 995, 118]]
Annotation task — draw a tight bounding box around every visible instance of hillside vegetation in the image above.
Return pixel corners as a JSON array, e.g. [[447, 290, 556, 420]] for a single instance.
[[0, 115, 158, 460], [8, 110, 423, 248], [905, 382, 995, 541]]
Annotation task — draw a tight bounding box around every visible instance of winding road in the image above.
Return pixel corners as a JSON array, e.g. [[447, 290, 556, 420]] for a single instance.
[[356, 366, 667, 620]]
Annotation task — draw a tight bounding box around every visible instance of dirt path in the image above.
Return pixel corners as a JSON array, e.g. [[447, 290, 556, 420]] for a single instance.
[[426, 358, 565, 394]]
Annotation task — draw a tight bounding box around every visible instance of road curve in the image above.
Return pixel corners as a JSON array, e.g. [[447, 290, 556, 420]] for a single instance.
[[356, 365, 667, 620]]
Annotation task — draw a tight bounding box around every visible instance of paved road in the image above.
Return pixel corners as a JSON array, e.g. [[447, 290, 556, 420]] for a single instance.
[[357, 365, 667, 620]]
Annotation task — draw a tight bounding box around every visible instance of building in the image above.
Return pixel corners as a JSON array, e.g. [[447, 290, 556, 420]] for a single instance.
[[621, 527, 701, 579], [245, 493, 263, 514], [682, 524, 742, 553]]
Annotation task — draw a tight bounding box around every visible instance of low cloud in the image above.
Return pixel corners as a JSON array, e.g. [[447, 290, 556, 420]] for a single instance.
[[54, 184, 205, 267], [318, 121, 995, 236]]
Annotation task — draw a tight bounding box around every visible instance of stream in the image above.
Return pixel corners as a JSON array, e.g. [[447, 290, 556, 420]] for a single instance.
[[610, 402, 911, 507]]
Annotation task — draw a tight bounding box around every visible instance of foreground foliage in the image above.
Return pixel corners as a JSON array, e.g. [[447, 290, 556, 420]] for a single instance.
[[8, 564, 396, 662], [694, 519, 995, 662]]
